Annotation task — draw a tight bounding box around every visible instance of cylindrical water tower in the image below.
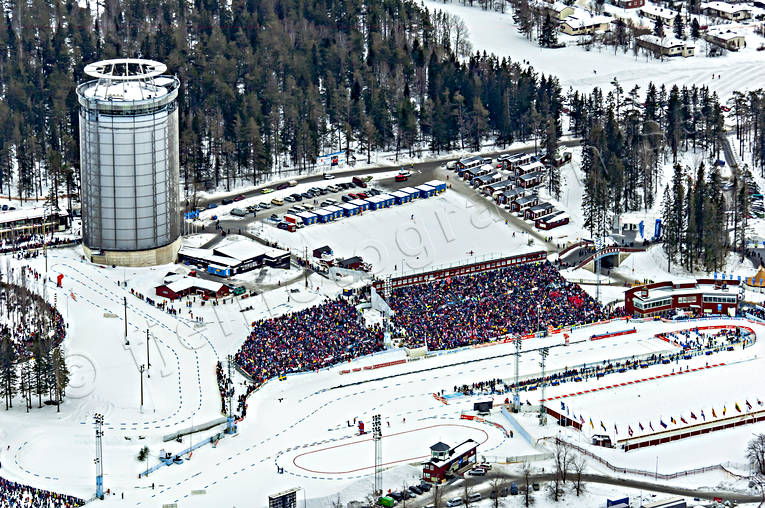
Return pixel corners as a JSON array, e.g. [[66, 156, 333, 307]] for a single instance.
[[77, 58, 181, 266]]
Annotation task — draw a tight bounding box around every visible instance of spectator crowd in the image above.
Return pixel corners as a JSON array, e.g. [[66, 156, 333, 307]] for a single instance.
[[0, 476, 84, 507], [387, 261, 606, 350], [234, 298, 384, 385]]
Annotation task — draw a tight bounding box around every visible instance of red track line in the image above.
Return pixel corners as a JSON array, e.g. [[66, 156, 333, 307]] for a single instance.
[[291, 424, 490, 475], [539, 362, 728, 402]]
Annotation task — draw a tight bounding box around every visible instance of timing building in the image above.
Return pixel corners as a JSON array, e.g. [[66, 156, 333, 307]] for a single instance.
[[77, 59, 181, 266]]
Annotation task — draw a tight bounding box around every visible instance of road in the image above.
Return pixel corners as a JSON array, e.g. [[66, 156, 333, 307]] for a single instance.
[[406, 471, 761, 506]]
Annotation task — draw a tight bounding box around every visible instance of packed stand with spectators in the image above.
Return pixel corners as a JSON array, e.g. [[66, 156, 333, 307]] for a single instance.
[[387, 261, 606, 350], [0, 273, 67, 361], [745, 305, 765, 321], [234, 298, 384, 385], [0, 476, 84, 507]]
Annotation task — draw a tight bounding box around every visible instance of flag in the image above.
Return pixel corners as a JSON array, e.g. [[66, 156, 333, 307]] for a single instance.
[[589, 418, 594, 429], [723, 406, 727, 415], [680, 416, 687, 424], [628, 425, 633, 437], [701, 410, 706, 421], [600, 421, 607, 431], [614, 424, 618, 435], [735, 402, 741, 413], [690, 411, 697, 420], [566, 407, 570, 416], [561, 401, 566, 411], [670, 417, 676, 424], [758, 399, 763, 406], [712, 408, 717, 418], [639, 422, 645, 431], [649, 422, 654, 431], [580, 415, 585, 425], [746, 400, 752, 410], [660, 419, 667, 429]]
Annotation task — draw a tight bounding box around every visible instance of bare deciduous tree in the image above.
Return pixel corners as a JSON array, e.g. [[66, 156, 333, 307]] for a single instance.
[[571, 455, 586, 496], [747, 434, 765, 474], [522, 461, 535, 507]]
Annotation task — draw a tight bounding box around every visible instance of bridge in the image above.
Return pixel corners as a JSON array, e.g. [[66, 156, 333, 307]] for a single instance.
[[573, 246, 645, 272]]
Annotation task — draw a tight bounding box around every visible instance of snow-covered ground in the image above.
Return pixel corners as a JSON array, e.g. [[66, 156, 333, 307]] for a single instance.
[[421, 0, 765, 101], [1, 244, 764, 508], [257, 189, 540, 276]]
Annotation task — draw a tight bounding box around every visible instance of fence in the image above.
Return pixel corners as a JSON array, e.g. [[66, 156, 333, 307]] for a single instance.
[[551, 438, 734, 480]]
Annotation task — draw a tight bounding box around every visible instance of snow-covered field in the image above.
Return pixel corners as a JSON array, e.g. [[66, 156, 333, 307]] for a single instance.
[[1, 242, 764, 507], [258, 189, 540, 276], [421, 0, 765, 101]]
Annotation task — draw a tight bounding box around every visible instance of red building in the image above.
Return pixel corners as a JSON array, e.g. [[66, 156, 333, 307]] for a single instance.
[[155, 275, 230, 300], [422, 439, 478, 484], [624, 279, 740, 317], [536, 211, 570, 230]]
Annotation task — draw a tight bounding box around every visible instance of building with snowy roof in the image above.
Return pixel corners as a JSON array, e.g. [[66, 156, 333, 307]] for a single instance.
[[560, 12, 612, 35], [705, 28, 746, 50], [701, 1, 751, 20], [0, 207, 70, 241], [637, 34, 695, 57]]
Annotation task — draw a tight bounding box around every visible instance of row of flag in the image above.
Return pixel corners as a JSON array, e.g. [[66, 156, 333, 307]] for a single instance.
[[561, 399, 762, 437]]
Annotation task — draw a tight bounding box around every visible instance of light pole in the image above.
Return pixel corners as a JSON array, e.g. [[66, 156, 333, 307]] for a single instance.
[[146, 329, 151, 378], [139, 365, 145, 412], [94, 413, 105, 499], [124, 297, 130, 346]]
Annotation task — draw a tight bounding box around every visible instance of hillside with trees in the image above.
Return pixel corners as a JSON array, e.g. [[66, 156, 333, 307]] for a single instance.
[[0, 0, 563, 200]]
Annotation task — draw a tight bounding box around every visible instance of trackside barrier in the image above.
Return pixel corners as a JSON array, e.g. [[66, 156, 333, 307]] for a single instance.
[[501, 406, 535, 447], [590, 328, 636, 341], [434, 393, 448, 404], [460, 414, 512, 438]]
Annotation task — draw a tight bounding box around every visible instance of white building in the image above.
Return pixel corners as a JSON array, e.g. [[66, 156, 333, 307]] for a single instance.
[[637, 34, 696, 57], [701, 1, 751, 20]]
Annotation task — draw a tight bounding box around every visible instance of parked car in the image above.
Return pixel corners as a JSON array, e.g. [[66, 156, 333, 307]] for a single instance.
[[348, 193, 359, 199], [323, 173, 335, 179], [289, 180, 298, 187], [277, 182, 289, 190], [318, 188, 329, 195], [368, 188, 381, 196], [468, 468, 486, 476], [221, 198, 233, 205], [246, 205, 258, 213], [291, 193, 303, 201], [310, 187, 322, 194], [408, 485, 423, 495], [261, 187, 274, 194], [395, 174, 408, 182], [338, 182, 350, 190], [257, 202, 270, 209], [284, 195, 296, 203], [268, 213, 279, 222], [277, 221, 295, 231], [233, 194, 245, 202], [341, 195, 352, 203], [466, 493, 481, 502], [357, 192, 368, 199], [418, 482, 431, 492], [207, 203, 218, 209], [325, 198, 338, 205], [1, 205, 8, 211], [352, 176, 368, 187], [271, 198, 284, 206], [230, 208, 248, 217], [303, 203, 315, 211], [388, 492, 403, 502], [327, 185, 340, 192], [532, 482, 540, 491], [320, 200, 333, 207], [510, 482, 519, 495], [446, 498, 462, 507], [301, 192, 312, 199], [479, 463, 492, 470]]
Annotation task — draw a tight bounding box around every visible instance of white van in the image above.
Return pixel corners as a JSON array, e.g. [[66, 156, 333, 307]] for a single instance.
[[467, 493, 481, 502], [446, 499, 463, 507]]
